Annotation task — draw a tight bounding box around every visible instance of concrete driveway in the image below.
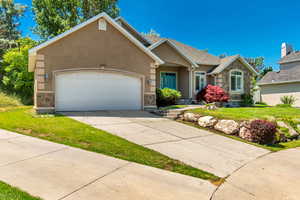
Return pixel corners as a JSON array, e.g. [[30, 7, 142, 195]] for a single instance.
[[65, 111, 270, 177], [0, 129, 215, 200]]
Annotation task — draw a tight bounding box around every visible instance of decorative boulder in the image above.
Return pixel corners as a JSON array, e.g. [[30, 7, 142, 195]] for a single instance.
[[239, 126, 254, 142], [214, 120, 239, 135], [277, 121, 299, 138], [198, 116, 218, 128], [183, 113, 199, 122]]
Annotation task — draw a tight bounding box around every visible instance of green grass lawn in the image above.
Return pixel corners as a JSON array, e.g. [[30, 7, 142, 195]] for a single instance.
[[187, 106, 300, 151], [159, 105, 188, 111], [0, 92, 22, 107], [190, 106, 300, 121], [0, 181, 42, 200], [0, 106, 219, 181]]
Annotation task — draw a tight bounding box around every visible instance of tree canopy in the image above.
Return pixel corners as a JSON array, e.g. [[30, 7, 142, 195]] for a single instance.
[[0, 0, 26, 56], [32, 0, 120, 40]]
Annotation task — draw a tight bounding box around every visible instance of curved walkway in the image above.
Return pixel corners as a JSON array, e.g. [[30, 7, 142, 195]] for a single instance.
[[212, 148, 300, 200]]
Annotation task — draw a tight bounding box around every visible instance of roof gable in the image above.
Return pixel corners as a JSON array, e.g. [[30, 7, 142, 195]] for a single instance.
[[149, 39, 197, 68], [28, 12, 163, 72], [209, 55, 258, 75]]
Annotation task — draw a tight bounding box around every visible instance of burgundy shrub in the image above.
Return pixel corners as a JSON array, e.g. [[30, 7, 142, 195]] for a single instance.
[[250, 120, 277, 144], [196, 84, 229, 103]]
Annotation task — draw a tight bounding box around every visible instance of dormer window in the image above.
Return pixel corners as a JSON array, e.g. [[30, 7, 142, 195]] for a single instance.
[[230, 70, 243, 93]]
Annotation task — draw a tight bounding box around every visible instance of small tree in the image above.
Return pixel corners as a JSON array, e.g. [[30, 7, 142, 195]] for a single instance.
[[1, 37, 37, 104], [197, 85, 229, 103]]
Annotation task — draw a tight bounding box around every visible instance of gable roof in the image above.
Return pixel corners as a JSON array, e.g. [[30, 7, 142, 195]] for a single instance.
[[28, 12, 164, 72], [209, 55, 259, 75], [148, 39, 198, 68], [258, 68, 300, 85], [114, 17, 152, 46], [279, 51, 300, 64], [145, 35, 220, 66]]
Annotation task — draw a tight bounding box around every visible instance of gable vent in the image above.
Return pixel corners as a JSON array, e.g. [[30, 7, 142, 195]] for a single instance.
[[98, 19, 107, 31]]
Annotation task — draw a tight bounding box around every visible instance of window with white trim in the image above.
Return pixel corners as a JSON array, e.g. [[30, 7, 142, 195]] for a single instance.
[[195, 72, 206, 92], [230, 70, 243, 92]]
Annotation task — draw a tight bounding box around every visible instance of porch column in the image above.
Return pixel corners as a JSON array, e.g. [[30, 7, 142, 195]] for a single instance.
[[188, 67, 193, 99]]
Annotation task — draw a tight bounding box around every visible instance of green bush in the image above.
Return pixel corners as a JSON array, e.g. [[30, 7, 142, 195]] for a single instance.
[[1, 38, 37, 104], [276, 104, 292, 108], [156, 88, 181, 107], [280, 95, 297, 105], [241, 94, 254, 106]]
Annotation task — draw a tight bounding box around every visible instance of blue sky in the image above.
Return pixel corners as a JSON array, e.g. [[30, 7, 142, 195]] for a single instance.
[[17, 0, 300, 70]]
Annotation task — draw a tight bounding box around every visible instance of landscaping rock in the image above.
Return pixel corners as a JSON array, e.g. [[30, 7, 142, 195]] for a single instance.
[[239, 126, 254, 142], [198, 116, 218, 128], [183, 112, 199, 122], [277, 121, 299, 138], [214, 120, 239, 135], [205, 104, 218, 110], [240, 121, 251, 129]]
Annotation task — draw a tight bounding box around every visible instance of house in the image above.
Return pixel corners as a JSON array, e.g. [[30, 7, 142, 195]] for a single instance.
[[258, 43, 300, 107], [28, 12, 258, 113]]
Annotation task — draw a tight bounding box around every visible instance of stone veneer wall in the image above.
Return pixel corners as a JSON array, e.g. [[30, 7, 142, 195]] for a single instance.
[[144, 63, 157, 108], [215, 60, 253, 101]]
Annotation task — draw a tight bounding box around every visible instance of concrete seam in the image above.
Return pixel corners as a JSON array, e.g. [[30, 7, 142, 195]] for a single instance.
[[58, 162, 131, 200], [0, 147, 68, 168]]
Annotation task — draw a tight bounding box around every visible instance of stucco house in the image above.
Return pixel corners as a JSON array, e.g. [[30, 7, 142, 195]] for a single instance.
[[258, 43, 300, 107], [28, 12, 258, 113]]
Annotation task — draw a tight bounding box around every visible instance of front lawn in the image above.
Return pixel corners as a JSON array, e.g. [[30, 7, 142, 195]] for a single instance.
[[190, 107, 300, 121], [159, 105, 187, 111], [0, 181, 42, 200], [0, 106, 219, 181]]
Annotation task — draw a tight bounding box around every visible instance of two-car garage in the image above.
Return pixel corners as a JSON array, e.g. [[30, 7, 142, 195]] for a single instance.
[[55, 71, 142, 111]]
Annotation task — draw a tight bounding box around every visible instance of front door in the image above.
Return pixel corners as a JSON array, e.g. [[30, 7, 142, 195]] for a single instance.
[[160, 72, 177, 90]]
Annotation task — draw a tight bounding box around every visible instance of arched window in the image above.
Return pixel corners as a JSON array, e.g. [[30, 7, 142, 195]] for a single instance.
[[230, 70, 243, 93]]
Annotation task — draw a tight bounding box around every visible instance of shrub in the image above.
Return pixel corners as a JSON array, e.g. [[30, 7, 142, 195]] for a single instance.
[[196, 84, 229, 103], [280, 95, 297, 105], [241, 94, 254, 106], [276, 104, 292, 108], [156, 88, 181, 107], [1, 38, 37, 104], [249, 120, 277, 144]]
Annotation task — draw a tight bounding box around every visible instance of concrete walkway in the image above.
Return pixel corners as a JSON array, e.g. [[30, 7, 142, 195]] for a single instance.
[[65, 111, 270, 177], [0, 129, 215, 200], [212, 148, 300, 200]]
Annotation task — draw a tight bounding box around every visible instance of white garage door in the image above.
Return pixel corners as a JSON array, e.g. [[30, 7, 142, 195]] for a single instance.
[[55, 72, 142, 111]]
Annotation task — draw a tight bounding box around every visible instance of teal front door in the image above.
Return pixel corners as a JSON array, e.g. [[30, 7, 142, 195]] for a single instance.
[[160, 72, 177, 90]]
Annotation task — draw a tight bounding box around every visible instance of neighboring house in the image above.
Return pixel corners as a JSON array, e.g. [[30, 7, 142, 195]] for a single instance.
[[28, 12, 258, 113], [258, 43, 300, 107]]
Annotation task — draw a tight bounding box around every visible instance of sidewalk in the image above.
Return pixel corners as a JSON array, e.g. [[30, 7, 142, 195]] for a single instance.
[[0, 129, 216, 200]]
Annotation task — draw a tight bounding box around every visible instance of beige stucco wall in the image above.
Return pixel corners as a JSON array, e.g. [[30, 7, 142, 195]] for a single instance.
[[156, 66, 190, 98], [35, 20, 157, 110], [152, 42, 191, 67], [260, 83, 300, 107]]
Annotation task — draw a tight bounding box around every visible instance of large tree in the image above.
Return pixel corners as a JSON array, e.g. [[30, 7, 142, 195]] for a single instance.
[[0, 0, 26, 56], [32, 0, 119, 40], [245, 57, 273, 79]]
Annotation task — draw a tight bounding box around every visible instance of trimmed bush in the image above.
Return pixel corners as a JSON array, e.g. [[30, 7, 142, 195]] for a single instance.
[[249, 120, 277, 144], [156, 88, 181, 107], [241, 94, 254, 106], [280, 95, 297, 106], [196, 84, 229, 103]]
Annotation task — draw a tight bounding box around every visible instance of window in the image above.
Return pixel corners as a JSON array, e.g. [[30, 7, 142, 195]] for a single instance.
[[230, 70, 243, 93], [195, 72, 206, 92]]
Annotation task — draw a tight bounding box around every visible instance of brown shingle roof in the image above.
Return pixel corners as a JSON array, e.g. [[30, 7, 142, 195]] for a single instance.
[[258, 68, 300, 84], [144, 35, 220, 65], [279, 51, 300, 64]]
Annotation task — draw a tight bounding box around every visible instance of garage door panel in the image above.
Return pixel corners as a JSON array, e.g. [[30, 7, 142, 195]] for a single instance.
[[55, 72, 142, 111]]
